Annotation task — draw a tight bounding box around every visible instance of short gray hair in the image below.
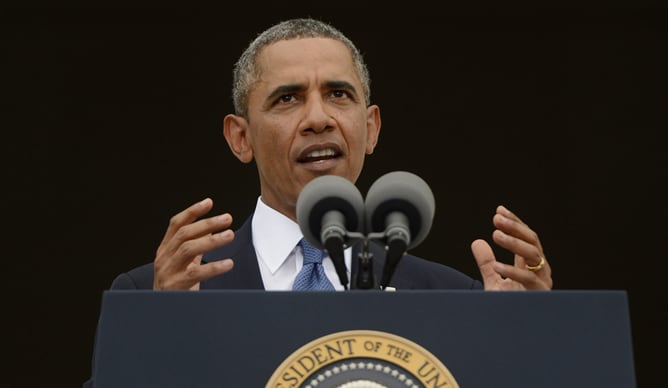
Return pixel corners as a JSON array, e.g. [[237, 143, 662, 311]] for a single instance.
[[232, 18, 371, 118]]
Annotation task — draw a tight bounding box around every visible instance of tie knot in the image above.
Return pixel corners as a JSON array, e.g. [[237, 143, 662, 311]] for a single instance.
[[299, 238, 324, 265], [294, 238, 334, 291]]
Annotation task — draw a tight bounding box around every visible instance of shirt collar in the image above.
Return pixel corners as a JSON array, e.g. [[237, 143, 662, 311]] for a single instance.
[[251, 196, 303, 274]]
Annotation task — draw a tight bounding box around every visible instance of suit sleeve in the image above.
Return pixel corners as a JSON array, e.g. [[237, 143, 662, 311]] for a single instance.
[[110, 262, 155, 289]]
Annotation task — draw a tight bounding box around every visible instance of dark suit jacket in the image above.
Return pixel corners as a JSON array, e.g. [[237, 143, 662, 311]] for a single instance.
[[84, 215, 482, 387], [109, 215, 483, 290]]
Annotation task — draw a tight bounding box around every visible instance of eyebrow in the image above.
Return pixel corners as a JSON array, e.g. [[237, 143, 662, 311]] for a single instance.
[[265, 80, 359, 102], [325, 80, 357, 97], [266, 84, 304, 103]]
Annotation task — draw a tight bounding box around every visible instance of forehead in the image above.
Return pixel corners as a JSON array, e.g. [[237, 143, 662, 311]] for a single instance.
[[254, 37, 361, 87]]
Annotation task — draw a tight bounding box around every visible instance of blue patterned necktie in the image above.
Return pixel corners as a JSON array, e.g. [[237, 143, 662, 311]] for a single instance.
[[292, 238, 335, 291]]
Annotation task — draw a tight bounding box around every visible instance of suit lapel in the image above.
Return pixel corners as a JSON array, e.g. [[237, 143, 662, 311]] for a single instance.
[[200, 216, 265, 290]]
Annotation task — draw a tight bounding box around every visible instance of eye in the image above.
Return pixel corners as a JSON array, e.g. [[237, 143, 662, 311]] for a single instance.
[[278, 94, 295, 103], [331, 90, 349, 99]]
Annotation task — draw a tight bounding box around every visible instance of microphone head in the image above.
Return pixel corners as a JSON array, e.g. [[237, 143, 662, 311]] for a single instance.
[[296, 175, 365, 250], [365, 171, 436, 249]]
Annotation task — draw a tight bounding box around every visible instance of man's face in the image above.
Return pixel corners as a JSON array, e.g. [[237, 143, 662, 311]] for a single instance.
[[232, 37, 381, 220]]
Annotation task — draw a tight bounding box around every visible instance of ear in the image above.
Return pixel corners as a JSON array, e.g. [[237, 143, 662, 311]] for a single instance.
[[365, 105, 382, 154], [223, 114, 254, 163]]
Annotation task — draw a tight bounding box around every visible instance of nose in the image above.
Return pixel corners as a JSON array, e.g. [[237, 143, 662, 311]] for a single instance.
[[300, 95, 335, 134]]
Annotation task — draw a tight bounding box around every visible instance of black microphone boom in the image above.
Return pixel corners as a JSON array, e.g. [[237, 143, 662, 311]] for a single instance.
[[296, 175, 365, 289], [365, 171, 436, 288]]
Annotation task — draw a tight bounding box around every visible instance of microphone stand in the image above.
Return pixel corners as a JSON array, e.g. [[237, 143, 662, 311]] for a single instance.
[[351, 231, 399, 290], [323, 234, 349, 290], [355, 239, 375, 289], [330, 231, 406, 291]]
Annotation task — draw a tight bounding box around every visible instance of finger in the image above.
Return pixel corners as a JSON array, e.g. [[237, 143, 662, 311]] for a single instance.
[[471, 239, 503, 284], [160, 198, 215, 247], [159, 257, 235, 290], [493, 261, 551, 290], [495, 205, 526, 225], [172, 228, 235, 265], [493, 209, 543, 251], [492, 208, 544, 267], [189, 258, 235, 281], [492, 229, 553, 283], [158, 212, 234, 259], [492, 229, 545, 268], [184, 258, 234, 283]]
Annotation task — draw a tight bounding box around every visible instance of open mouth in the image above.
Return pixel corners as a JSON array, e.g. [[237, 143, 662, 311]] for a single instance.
[[297, 147, 342, 163]]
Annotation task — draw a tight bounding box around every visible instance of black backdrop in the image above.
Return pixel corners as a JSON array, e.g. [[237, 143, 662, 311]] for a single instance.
[[4, 4, 666, 387]]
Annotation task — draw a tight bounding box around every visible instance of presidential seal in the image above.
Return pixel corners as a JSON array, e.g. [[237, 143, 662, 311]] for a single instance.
[[266, 330, 459, 388]]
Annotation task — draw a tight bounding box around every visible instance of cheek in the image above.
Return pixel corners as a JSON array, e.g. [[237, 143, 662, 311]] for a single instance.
[[253, 123, 292, 162], [343, 116, 371, 151]]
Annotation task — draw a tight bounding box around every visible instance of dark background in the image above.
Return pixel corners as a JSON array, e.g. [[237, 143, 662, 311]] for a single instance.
[[4, 4, 666, 387]]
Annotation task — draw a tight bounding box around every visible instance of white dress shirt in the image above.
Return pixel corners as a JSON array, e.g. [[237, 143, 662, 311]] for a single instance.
[[251, 196, 351, 291]]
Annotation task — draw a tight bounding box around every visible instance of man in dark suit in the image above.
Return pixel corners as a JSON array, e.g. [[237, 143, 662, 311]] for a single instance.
[[108, 18, 551, 294], [84, 17, 552, 386]]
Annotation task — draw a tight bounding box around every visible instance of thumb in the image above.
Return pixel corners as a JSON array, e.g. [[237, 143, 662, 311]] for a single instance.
[[471, 239, 501, 284]]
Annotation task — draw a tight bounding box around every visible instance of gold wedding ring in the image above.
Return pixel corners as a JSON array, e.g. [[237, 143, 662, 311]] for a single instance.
[[526, 256, 546, 271]]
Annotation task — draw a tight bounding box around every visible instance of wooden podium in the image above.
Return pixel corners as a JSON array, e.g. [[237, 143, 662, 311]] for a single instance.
[[90, 290, 636, 387]]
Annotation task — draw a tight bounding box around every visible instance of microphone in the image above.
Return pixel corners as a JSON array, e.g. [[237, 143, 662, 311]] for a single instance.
[[364, 171, 436, 288], [296, 175, 365, 289]]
